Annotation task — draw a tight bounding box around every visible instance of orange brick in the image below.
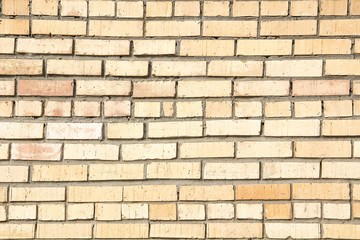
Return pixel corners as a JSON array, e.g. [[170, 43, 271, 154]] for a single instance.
[[265, 203, 292, 219], [236, 184, 290, 200]]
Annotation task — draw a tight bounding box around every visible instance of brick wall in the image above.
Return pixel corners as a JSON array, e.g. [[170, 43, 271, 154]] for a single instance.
[[0, 0, 358, 238]]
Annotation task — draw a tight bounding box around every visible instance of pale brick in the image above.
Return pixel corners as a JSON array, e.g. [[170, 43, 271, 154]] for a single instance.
[[89, 20, 143, 37], [322, 161, 360, 179], [203, 21, 257, 37], [354, 202, 360, 218], [323, 224, 360, 239], [0, 59, 42, 75], [234, 80, 290, 96], [117, 1, 143, 18], [237, 39, 291, 56], [266, 60, 322, 77], [265, 223, 320, 239], [74, 101, 100, 117], [264, 119, 320, 136], [0, 144, 9, 160], [324, 100, 352, 117], [293, 183, 349, 200], [0, 166, 28, 182], [104, 101, 131, 117], [0, 206, 7, 221], [261, 1, 288, 16], [61, 0, 87, 17], [147, 162, 200, 179], [236, 184, 290, 200], [64, 144, 119, 160], [235, 101, 262, 117], [351, 0, 360, 14], [175, 1, 200, 16], [179, 185, 234, 201], [0, 188, 7, 202], [294, 101, 322, 117], [2, 0, 29, 15], [233, 1, 259, 16], [134, 102, 161, 117], [294, 203, 321, 219], [237, 141, 292, 158], [206, 120, 261, 136], [47, 59, 101, 76], [47, 123, 102, 140], [37, 223, 92, 239], [38, 204, 65, 221], [45, 101, 71, 117], [293, 80, 349, 96], [122, 203, 148, 219], [134, 40, 176, 55], [68, 186, 123, 202], [206, 101, 231, 118], [10, 187, 65, 202], [0, 224, 34, 239], [149, 203, 176, 220], [320, 20, 360, 35], [265, 203, 292, 219], [290, 0, 318, 16], [18, 38, 72, 55], [208, 60, 263, 76], [15, 100, 42, 117], [0, 81, 15, 96], [152, 61, 206, 76], [68, 203, 94, 220], [89, 0, 115, 16], [105, 60, 148, 76], [295, 39, 351, 55], [180, 40, 234, 56], [323, 203, 350, 219], [323, 120, 360, 136], [75, 39, 129, 56], [18, 80, 73, 96], [89, 164, 144, 181], [151, 224, 205, 238], [95, 203, 121, 220], [180, 142, 234, 159], [0, 101, 13, 117], [261, 20, 317, 36], [355, 39, 360, 53], [236, 203, 263, 219], [353, 184, 360, 200], [147, 1, 172, 17], [94, 223, 149, 238], [204, 1, 229, 16], [204, 162, 259, 179], [208, 203, 234, 219], [355, 100, 360, 115], [326, 59, 360, 75], [0, 19, 29, 35], [146, 21, 200, 36], [263, 162, 319, 179], [32, 0, 58, 15], [207, 223, 262, 238], [265, 101, 291, 117], [133, 81, 175, 98], [320, 0, 347, 15], [163, 102, 174, 117], [107, 123, 144, 139], [12, 143, 61, 161], [178, 80, 231, 98], [178, 204, 205, 220], [0, 123, 43, 139], [123, 185, 177, 201], [295, 141, 351, 158], [122, 143, 176, 161], [0, 38, 15, 54], [148, 121, 202, 138], [77, 80, 131, 96], [8, 205, 36, 220], [32, 165, 87, 182], [32, 20, 86, 35], [177, 101, 202, 118]]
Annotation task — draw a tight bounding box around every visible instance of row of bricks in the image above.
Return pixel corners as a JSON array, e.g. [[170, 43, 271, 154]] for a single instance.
[[3, 161, 360, 181], [0, 183, 356, 202], [0, 202, 356, 221], [2, 99, 359, 118], [0, 80, 356, 97], [0, 141, 357, 160], [2, 119, 360, 139], [2, 38, 360, 56], [0, 222, 359, 239], [4, 0, 360, 18], [3, 18, 360, 37], [1, 59, 360, 77]]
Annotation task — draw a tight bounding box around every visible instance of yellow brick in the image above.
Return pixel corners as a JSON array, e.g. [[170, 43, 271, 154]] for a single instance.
[[0, 224, 34, 239], [89, 0, 115, 16], [37, 223, 92, 239], [264, 120, 320, 136], [180, 185, 234, 201], [61, 0, 87, 17], [351, 0, 360, 14], [180, 142, 234, 159], [294, 101, 322, 117], [326, 59, 360, 75], [324, 100, 352, 117], [294, 39, 351, 55], [8, 205, 36, 220], [261, 20, 317, 36], [122, 203, 148, 219], [151, 224, 205, 238], [178, 204, 205, 220], [206, 101, 232, 118], [117, 1, 143, 18], [237, 141, 292, 158], [204, 162, 259, 179], [76, 80, 131, 96], [122, 143, 176, 161], [208, 60, 263, 76], [32, 20, 86, 35], [265, 203, 292, 219], [148, 121, 203, 138], [107, 123, 144, 139], [134, 40, 176, 55], [266, 60, 322, 77], [233, 1, 259, 16], [15, 100, 42, 117], [95, 223, 149, 238], [204, 1, 229, 16], [0, 166, 28, 182], [178, 80, 231, 98], [265, 101, 291, 117], [32, 0, 58, 15], [32, 165, 87, 182], [134, 102, 161, 117], [290, 0, 318, 16], [175, 1, 200, 16], [152, 61, 206, 76], [261, 1, 288, 16], [149, 203, 176, 220], [355, 100, 360, 115], [207, 223, 262, 238], [293, 183, 349, 200], [47, 59, 101, 76], [146, 21, 200, 36], [68, 203, 94, 220], [95, 203, 121, 220], [64, 144, 119, 160], [320, 0, 347, 15], [0, 59, 42, 75], [293, 80, 350, 96], [105, 60, 148, 76], [323, 224, 360, 239], [177, 101, 202, 118], [0, 38, 14, 54], [38, 204, 65, 221], [180, 40, 234, 56], [266, 223, 320, 239], [203, 21, 257, 37], [295, 141, 351, 158], [323, 120, 360, 136], [206, 120, 260, 136], [10, 187, 65, 202], [75, 39, 129, 56], [89, 164, 144, 181], [234, 80, 290, 96], [235, 101, 262, 117], [17, 38, 72, 54], [263, 162, 320, 179], [0, 188, 7, 202], [237, 39, 292, 56], [320, 20, 360, 35], [147, 162, 201, 179], [67, 186, 123, 202], [146, 1, 172, 17], [123, 185, 177, 201], [2, 0, 29, 15], [89, 20, 143, 36], [0, 19, 29, 35]]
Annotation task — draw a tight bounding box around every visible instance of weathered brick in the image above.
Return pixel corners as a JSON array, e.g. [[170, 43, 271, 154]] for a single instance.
[[74, 101, 100, 117], [89, 164, 144, 180], [265, 101, 291, 117], [235, 101, 262, 117], [233, 1, 259, 16], [37, 223, 92, 239], [94, 223, 149, 238], [105, 60, 148, 76], [180, 40, 234, 56], [47, 59, 101, 76], [0, 224, 34, 239], [0, 188, 7, 202], [95, 203, 121, 220], [32, 20, 86, 35], [38, 204, 65, 221], [89, 20, 143, 37], [324, 100, 352, 117], [207, 223, 262, 238], [47, 123, 102, 140], [104, 100, 131, 117], [68, 186, 123, 202], [320, 0, 347, 15], [32, 165, 87, 182], [0, 166, 28, 182], [147, 162, 201, 179], [294, 101, 322, 118], [0, 123, 43, 139], [61, 0, 87, 17], [122, 203, 148, 219], [263, 162, 319, 179], [124, 185, 177, 201], [0, 144, 9, 160], [175, 1, 200, 16], [0, 38, 14, 54], [3, 0, 29, 15], [351, 0, 360, 14], [64, 144, 119, 160], [234, 80, 290, 96], [323, 224, 360, 239], [107, 123, 144, 139], [177, 101, 203, 118], [14, 100, 41, 117], [12, 143, 61, 161], [0, 81, 15, 96], [122, 143, 176, 161], [261, 1, 288, 16], [178, 80, 231, 98], [294, 203, 321, 219], [8, 205, 36, 220], [323, 203, 350, 219], [203, 21, 257, 37], [326, 59, 360, 75], [293, 183, 349, 199], [68, 203, 94, 220], [180, 142, 234, 159], [204, 162, 259, 179], [75, 39, 129, 56], [10, 187, 65, 201], [292, 80, 350, 96], [0, 19, 29, 35], [237, 141, 292, 158], [204, 1, 229, 16], [323, 120, 360, 136], [179, 185, 234, 201]]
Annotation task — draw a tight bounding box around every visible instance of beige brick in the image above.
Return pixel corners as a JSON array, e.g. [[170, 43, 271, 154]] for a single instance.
[[206, 101, 231, 118], [290, 0, 318, 16], [45, 101, 71, 117], [47, 123, 102, 140], [236, 184, 290, 200], [326, 59, 360, 75], [11, 143, 61, 161], [122, 143, 176, 161], [124, 185, 177, 201], [37, 223, 92, 239], [68, 186, 123, 202], [265, 223, 320, 239], [32, 165, 87, 182], [236, 203, 263, 219], [0, 166, 28, 183], [133, 81, 175, 98], [64, 144, 119, 160], [323, 120, 360, 136], [0, 81, 15, 96], [322, 161, 360, 179], [178, 204, 205, 220], [177, 101, 202, 118], [95, 203, 121, 220], [0, 206, 7, 220], [265, 101, 291, 117], [203, 21, 257, 37], [146, 1, 172, 17], [237, 141, 292, 158], [180, 40, 234, 56], [151, 224, 205, 238], [104, 100, 131, 117], [295, 39, 351, 55], [261, 1, 288, 16], [122, 203, 148, 219], [323, 224, 360, 239], [146, 21, 200, 36], [10, 187, 65, 202], [204, 1, 229, 16], [0, 122, 43, 139], [0, 19, 29, 35], [355, 100, 360, 115], [294, 203, 321, 219], [94, 223, 149, 238], [324, 100, 352, 117], [68, 203, 94, 220], [178, 80, 231, 98], [293, 80, 349, 96], [32, 20, 86, 35], [89, 164, 144, 181], [267, 60, 322, 77], [105, 60, 148, 76], [32, 0, 58, 15], [149, 203, 176, 220], [351, 0, 360, 14], [89, 20, 143, 37], [208, 203, 234, 219], [179, 185, 234, 201], [180, 142, 234, 159], [61, 0, 87, 17], [323, 203, 350, 219], [354, 202, 360, 218], [263, 162, 319, 179], [233, 1, 259, 16], [294, 101, 322, 118], [134, 40, 176, 55], [261, 20, 317, 36], [207, 223, 262, 238], [77, 80, 131, 96], [134, 102, 161, 117], [208, 60, 263, 76], [0, 188, 7, 202], [320, 0, 347, 15], [107, 123, 143, 139], [0, 144, 9, 160], [355, 39, 360, 53], [0, 59, 42, 75], [38, 204, 65, 221], [265, 203, 292, 219], [235, 101, 262, 117], [74, 101, 100, 117], [0, 224, 34, 239], [235, 80, 290, 96], [2, 0, 29, 15], [117, 1, 143, 18], [204, 162, 259, 179], [320, 20, 360, 35], [175, 1, 200, 16], [264, 119, 320, 136], [15, 100, 42, 117], [206, 120, 261, 136], [293, 183, 349, 200], [8, 205, 36, 220], [147, 162, 201, 179], [352, 142, 360, 157], [75, 39, 129, 56], [0, 101, 12, 117], [148, 121, 202, 138], [89, 0, 115, 16], [17, 38, 72, 54], [152, 61, 205, 76], [237, 39, 291, 56], [47, 59, 101, 76], [295, 141, 351, 158], [353, 185, 360, 200]]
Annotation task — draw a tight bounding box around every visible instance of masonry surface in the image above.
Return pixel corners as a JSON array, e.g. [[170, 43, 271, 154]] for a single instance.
[[0, 0, 359, 239]]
